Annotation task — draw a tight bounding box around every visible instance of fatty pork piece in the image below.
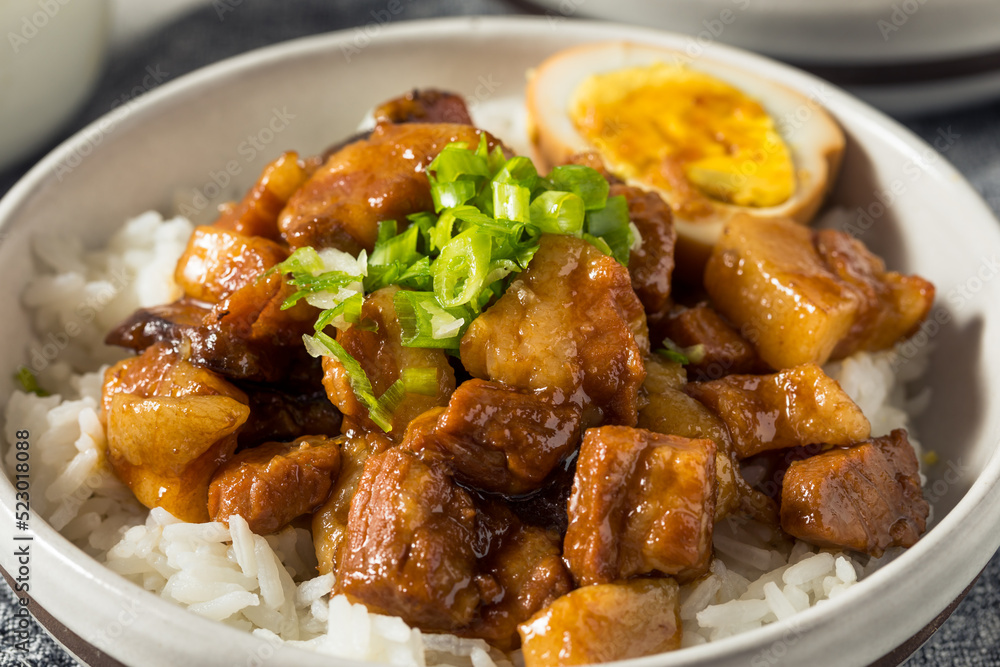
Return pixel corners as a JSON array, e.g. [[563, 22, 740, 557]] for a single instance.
[[236, 383, 342, 448], [686, 363, 871, 460], [458, 502, 573, 650], [373, 89, 474, 125], [103, 343, 250, 523], [322, 285, 456, 440], [781, 429, 928, 557], [312, 431, 391, 575], [107, 226, 316, 382], [461, 234, 649, 427], [336, 448, 480, 630], [654, 302, 768, 380], [213, 151, 310, 242], [564, 426, 716, 586], [639, 356, 775, 523], [401, 379, 583, 495], [613, 183, 677, 314], [705, 216, 934, 369], [518, 579, 682, 666], [279, 122, 501, 254], [207, 435, 340, 535]]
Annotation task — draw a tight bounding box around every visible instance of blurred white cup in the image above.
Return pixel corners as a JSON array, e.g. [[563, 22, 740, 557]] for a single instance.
[[0, 0, 111, 171]]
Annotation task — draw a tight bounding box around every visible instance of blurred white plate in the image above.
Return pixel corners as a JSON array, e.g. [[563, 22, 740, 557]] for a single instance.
[[530, 0, 1000, 115]]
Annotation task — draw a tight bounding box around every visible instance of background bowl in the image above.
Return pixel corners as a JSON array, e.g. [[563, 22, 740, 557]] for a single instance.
[[1, 16, 999, 667], [527, 0, 1000, 115], [0, 0, 111, 171]]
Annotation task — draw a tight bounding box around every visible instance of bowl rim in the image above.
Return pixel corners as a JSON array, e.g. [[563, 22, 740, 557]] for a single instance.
[[2, 14, 1000, 667]]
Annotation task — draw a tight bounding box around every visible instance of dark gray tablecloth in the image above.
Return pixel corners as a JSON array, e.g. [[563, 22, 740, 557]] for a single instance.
[[2, 1, 999, 665]]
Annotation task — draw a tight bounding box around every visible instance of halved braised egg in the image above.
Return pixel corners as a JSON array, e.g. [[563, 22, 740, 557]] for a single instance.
[[526, 42, 845, 277]]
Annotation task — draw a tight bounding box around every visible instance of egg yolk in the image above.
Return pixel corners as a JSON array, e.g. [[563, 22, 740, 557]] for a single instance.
[[570, 63, 795, 213]]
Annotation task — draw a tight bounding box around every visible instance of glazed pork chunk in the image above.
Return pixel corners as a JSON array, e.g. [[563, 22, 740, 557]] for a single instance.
[[518, 579, 682, 667], [781, 429, 929, 557], [401, 379, 583, 495], [458, 502, 572, 650], [612, 183, 677, 314], [102, 343, 250, 523], [564, 426, 716, 585], [336, 448, 481, 630], [638, 356, 775, 522], [321, 285, 456, 440], [372, 88, 474, 126], [685, 363, 871, 459], [461, 234, 649, 427], [704, 217, 933, 369], [279, 122, 501, 254], [213, 151, 310, 242], [207, 435, 341, 535], [312, 431, 391, 575], [655, 302, 767, 380], [107, 225, 317, 382]]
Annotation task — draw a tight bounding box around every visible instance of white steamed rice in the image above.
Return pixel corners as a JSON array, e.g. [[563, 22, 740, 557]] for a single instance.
[[3, 211, 930, 664]]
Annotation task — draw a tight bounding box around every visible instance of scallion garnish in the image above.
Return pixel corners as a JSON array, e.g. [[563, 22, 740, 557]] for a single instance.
[[275, 138, 641, 432]]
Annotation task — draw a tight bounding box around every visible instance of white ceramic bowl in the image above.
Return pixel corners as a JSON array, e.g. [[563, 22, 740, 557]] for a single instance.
[[1, 16, 999, 667]]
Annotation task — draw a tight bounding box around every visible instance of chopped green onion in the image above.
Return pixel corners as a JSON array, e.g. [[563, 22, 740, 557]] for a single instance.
[[433, 228, 491, 308], [432, 180, 477, 211], [492, 182, 531, 225], [314, 293, 365, 331], [583, 233, 613, 257], [401, 367, 439, 396], [492, 156, 540, 190], [530, 191, 586, 235], [548, 165, 609, 211], [395, 290, 470, 348], [427, 144, 490, 185], [585, 195, 633, 266], [15, 367, 48, 397], [303, 331, 402, 431], [656, 340, 707, 365]]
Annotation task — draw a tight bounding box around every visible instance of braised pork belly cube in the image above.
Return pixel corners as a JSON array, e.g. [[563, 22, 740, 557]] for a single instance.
[[518, 579, 682, 666], [236, 383, 342, 448], [638, 357, 775, 523], [174, 226, 290, 304], [611, 184, 677, 314], [402, 379, 583, 495], [373, 89, 474, 125], [312, 431, 390, 575], [108, 224, 317, 383], [781, 429, 928, 557], [322, 285, 456, 440], [705, 217, 933, 369], [686, 363, 871, 460], [103, 344, 251, 523], [279, 122, 501, 254], [213, 151, 309, 241], [815, 229, 935, 358], [656, 302, 767, 380], [336, 448, 480, 630], [207, 435, 341, 535], [461, 234, 649, 427], [459, 502, 573, 650], [564, 426, 716, 586]]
